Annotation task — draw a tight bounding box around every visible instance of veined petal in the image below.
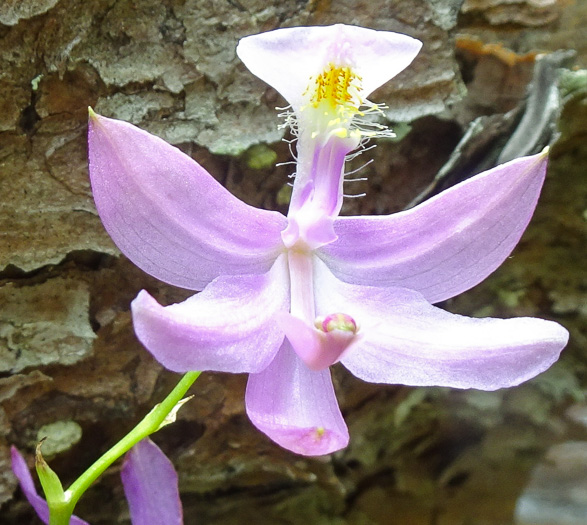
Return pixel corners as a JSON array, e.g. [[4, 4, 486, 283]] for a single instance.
[[10, 447, 89, 525], [319, 151, 549, 303], [121, 439, 182, 525], [245, 342, 349, 456], [131, 255, 289, 373], [236, 24, 422, 110], [88, 112, 286, 291], [314, 259, 568, 391]]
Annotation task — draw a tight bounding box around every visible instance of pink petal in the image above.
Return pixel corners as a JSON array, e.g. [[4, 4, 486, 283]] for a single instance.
[[88, 113, 286, 290], [245, 342, 349, 456], [10, 447, 89, 525], [131, 255, 289, 373], [320, 151, 549, 304], [121, 439, 182, 525], [237, 24, 422, 110], [314, 258, 568, 391]]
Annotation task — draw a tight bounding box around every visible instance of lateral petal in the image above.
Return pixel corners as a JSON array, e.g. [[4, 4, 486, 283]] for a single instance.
[[237, 24, 421, 110], [88, 112, 286, 290], [131, 255, 289, 373], [319, 152, 549, 303], [121, 439, 183, 525], [10, 447, 89, 525], [314, 258, 568, 391], [245, 342, 349, 456]]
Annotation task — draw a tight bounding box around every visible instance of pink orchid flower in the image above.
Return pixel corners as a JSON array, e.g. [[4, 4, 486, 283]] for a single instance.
[[88, 25, 568, 456], [11, 438, 182, 524]]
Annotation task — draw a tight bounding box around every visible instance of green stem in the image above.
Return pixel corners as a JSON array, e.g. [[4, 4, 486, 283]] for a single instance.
[[50, 371, 201, 525], [48, 502, 76, 525]]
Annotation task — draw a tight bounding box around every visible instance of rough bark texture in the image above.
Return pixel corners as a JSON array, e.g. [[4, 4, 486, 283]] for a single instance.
[[1, 1, 586, 524]]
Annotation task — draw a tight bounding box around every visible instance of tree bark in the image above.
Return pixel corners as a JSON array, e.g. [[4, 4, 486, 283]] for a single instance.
[[1, 1, 585, 523]]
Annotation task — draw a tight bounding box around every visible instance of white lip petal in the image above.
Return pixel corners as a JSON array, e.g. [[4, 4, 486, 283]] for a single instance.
[[237, 24, 422, 110]]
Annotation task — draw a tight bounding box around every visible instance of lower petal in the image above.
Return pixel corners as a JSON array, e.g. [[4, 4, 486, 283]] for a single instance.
[[314, 259, 568, 391], [342, 309, 568, 390], [245, 342, 349, 456], [132, 254, 289, 373]]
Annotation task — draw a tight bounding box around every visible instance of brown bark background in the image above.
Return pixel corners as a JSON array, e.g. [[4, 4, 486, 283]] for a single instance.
[[1, 1, 586, 523]]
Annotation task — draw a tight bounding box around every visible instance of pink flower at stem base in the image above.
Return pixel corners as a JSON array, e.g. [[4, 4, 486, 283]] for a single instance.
[[88, 24, 568, 456]]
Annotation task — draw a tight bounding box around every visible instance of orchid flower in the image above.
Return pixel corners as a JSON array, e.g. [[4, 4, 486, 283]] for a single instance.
[[88, 24, 568, 456], [11, 438, 183, 524]]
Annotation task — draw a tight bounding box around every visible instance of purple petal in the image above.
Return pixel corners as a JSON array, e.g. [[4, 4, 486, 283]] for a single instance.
[[314, 258, 568, 391], [10, 447, 89, 525], [88, 113, 286, 290], [131, 255, 289, 373], [121, 439, 182, 525], [245, 342, 349, 455], [237, 24, 422, 110], [320, 152, 549, 304]]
